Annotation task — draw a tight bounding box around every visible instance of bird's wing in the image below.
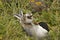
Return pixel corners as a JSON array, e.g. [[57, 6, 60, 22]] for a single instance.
[[38, 22, 49, 32]]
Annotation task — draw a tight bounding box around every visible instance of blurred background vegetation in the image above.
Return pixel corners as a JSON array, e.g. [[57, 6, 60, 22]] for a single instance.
[[0, 0, 60, 40]]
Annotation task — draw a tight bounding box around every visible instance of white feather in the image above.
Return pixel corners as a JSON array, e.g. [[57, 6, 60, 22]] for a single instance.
[[31, 24, 48, 38]]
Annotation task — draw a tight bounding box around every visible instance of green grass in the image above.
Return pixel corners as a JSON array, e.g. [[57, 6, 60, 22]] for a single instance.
[[0, 0, 60, 40]]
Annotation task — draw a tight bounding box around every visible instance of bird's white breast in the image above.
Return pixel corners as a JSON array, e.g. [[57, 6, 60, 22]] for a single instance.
[[32, 24, 48, 38], [23, 23, 48, 38]]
